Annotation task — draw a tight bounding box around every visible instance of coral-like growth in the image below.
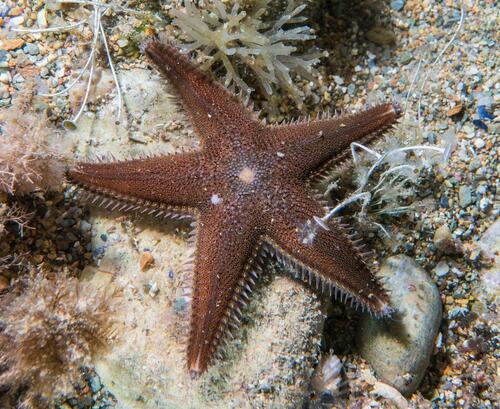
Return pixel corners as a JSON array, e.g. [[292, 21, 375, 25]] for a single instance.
[[0, 202, 32, 239], [0, 272, 119, 407], [321, 117, 456, 242], [0, 80, 68, 195], [172, 0, 319, 101]]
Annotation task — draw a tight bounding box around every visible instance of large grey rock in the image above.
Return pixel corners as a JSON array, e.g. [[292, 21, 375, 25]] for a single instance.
[[357, 255, 442, 396], [70, 68, 325, 408]]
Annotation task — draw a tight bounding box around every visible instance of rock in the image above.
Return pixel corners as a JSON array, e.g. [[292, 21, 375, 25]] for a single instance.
[[446, 104, 463, 117], [433, 224, 463, 255], [311, 353, 343, 398], [399, 52, 412, 65], [434, 260, 449, 277], [371, 382, 408, 409], [357, 255, 442, 396], [79, 220, 92, 233], [0, 38, 24, 51], [459, 186, 473, 207], [390, 0, 405, 12], [366, 26, 397, 46], [89, 375, 102, 393], [139, 251, 154, 271], [477, 219, 500, 303], [37, 9, 48, 28], [24, 43, 39, 56], [71, 68, 325, 408]]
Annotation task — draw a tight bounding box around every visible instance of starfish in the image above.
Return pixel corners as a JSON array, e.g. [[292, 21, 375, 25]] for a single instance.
[[68, 41, 401, 376]]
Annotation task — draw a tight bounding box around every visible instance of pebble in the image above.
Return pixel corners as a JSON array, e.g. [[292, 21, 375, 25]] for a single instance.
[[390, 0, 405, 12], [399, 52, 412, 65], [435, 260, 449, 277], [312, 353, 343, 397], [371, 382, 409, 409], [61, 218, 76, 227], [366, 26, 397, 46], [117, 38, 129, 48], [37, 8, 48, 28], [89, 375, 102, 393], [475, 222, 500, 307], [24, 43, 40, 56], [0, 71, 11, 83], [139, 251, 154, 271], [433, 224, 463, 255], [148, 281, 159, 298], [447, 104, 463, 117], [469, 158, 481, 170], [0, 38, 24, 51], [479, 197, 490, 212], [357, 255, 442, 396], [473, 138, 486, 149], [79, 220, 92, 232], [458, 186, 472, 207]]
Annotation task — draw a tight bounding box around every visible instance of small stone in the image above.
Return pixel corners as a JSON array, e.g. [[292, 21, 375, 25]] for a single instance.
[[0, 50, 8, 62], [433, 224, 463, 255], [129, 132, 147, 144], [89, 376, 102, 393], [458, 186, 472, 207], [399, 52, 412, 65], [117, 38, 129, 48], [61, 218, 76, 227], [24, 43, 39, 56], [140, 251, 154, 271], [333, 75, 344, 85], [0, 72, 11, 84], [371, 382, 409, 409], [366, 26, 397, 45], [173, 296, 188, 314], [8, 7, 23, 16], [357, 255, 442, 396], [148, 281, 159, 298], [80, 220, 92, 232], [439, 195, 449, 208], [390, 0, 405, 11], [469, 158, 481, 170], [6, 16, 25, 28], [479, 197, 490, 212], [447, 104, 463, 117], [435, 260, 449, 277], [473, 138, 486, 149], [37, 8, 48, 28], [0, 38, 24, 51]]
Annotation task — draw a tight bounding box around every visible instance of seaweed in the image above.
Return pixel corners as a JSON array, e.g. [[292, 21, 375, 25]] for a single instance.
[[0, 271, 120, 408], [0, 80, 68, 195], [172, 0, 320, 103]]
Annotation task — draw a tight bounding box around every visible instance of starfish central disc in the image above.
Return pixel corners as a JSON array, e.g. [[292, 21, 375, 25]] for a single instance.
[[238, 166, 256, 184]]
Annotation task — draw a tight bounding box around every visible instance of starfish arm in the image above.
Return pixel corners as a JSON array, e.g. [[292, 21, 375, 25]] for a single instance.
[[268, 103, 401, 176], [264, 186, 390, 315], [68, 152, 211, 214], [145, 41, 262, 152], [187, 205, 262, 375]]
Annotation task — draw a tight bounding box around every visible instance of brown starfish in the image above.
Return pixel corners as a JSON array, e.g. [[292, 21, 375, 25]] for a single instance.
[[68, 41, 401, 376]]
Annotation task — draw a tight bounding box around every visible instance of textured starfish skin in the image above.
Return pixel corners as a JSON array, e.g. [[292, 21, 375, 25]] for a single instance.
[[68, 42, 401, 375]]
